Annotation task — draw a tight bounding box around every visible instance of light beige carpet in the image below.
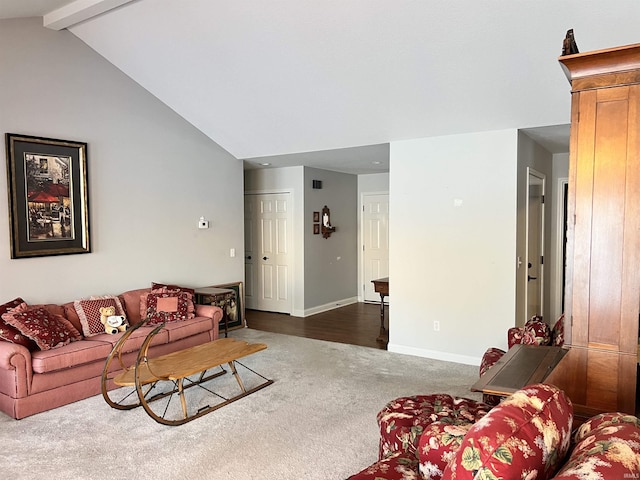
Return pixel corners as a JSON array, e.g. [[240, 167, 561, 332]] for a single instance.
[[0, 329, 482, 479]]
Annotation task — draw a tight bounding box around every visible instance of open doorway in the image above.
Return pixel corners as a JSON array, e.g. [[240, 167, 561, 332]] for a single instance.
[[526, 168, 546, 319]]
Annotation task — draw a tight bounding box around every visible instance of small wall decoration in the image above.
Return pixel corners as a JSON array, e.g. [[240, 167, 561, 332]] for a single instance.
[[313, 211, 320, 222], [313, 224, 320, 235], [321, 205, 336, 239], [5, 133, 90, 258]]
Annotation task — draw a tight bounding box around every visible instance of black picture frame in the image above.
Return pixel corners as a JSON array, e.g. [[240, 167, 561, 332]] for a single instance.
[[5, 133, 90, 258], [212, 281, 245, 329]]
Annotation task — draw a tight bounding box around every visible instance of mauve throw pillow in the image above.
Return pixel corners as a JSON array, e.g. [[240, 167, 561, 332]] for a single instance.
[[2, 303, 82, 351], [0, 297, 36, 349], [143, 289, 195, 324]]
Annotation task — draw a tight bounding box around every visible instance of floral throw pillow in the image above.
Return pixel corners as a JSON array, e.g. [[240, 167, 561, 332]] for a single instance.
[[443, 383, 573, 480], [0, 297, 37, 349], [74, 296, 128, 337], [143, 289, 195, 325], [2, 303, 82, 351]]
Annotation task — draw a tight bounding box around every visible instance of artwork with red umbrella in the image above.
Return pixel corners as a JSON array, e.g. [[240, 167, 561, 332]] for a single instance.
[[24, 153, 74, 241], [5, 133, 89, 258]]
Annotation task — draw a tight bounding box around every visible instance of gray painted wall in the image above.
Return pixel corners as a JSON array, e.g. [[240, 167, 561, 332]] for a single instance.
[[303, 167, 358, 310], [0, 18, 244, 303]]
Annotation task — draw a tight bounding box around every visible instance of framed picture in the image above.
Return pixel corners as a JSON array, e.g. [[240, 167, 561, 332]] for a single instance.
[[5, 133, 90, 258], [313, 223, 320, 234], [212, 281, 245, 329], [313, 211, 320, 222]]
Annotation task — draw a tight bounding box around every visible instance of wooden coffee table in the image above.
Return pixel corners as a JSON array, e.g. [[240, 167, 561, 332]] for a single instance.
[[471, 344, 567, 398]]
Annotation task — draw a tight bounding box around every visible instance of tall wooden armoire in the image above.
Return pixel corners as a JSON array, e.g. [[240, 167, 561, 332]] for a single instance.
[[546, 43, 640, 420]]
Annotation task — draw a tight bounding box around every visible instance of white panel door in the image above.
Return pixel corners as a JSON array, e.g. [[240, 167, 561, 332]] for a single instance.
[[244, 193, 292, 313], [362, 194, 389, 302], [526, 169, 545, 319]]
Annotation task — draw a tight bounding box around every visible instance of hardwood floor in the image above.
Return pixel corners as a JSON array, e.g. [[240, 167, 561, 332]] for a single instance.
[[242, 302, 387, 350]]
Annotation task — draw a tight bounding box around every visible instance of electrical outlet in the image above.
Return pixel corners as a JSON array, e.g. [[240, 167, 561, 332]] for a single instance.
[[433, 320, 440, 332], [230, 248, 236, 257], [198, 216, 209, 229]]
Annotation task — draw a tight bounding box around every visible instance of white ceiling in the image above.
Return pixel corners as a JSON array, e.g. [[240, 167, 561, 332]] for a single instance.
[[3, 0, 640, 174]]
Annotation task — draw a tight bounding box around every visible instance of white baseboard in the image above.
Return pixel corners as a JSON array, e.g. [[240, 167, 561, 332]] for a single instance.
[[387, 343, 482, 367], [298, 297, 359, 317]]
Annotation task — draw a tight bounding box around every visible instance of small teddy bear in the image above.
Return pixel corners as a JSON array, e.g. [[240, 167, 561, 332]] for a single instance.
[[99, 306, 128, 334]]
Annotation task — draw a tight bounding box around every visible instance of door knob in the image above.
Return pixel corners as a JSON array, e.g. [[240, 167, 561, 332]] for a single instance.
[[528, 275, 537, 281], [263, 256, 269, 260], [246, 256, 251, 260]]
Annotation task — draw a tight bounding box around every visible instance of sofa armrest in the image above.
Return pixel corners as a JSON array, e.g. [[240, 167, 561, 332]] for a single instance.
[[0, 342, 33, 397], [195, 304, 223, 324]]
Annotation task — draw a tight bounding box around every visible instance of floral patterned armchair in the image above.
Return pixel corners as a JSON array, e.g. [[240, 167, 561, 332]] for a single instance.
[[479, 314, 564, 405], [347, 384, 640, 480]]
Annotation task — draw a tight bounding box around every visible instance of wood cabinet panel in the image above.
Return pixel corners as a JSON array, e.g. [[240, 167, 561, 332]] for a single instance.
[[557, 44, 640, 416]]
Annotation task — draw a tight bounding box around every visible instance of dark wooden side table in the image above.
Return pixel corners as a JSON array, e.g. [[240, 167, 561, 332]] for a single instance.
[[471, 344, 568, 398], [194, 287, 235, 338], [371, 277, 389, 343]]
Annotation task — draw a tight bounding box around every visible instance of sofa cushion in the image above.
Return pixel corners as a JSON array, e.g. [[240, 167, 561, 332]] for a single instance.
[[551, 314, 565, 347], [2, 303, 82, 351], [508, 316, 551, 349], [347, 451, 419, 480], [0, 297, 37, 349], [31, 339, 114, 373], [142, 289, 195, 324], [377, 394, 490, 460], [552, 412, 640, 479], [443, 383, 573, 480], [163, 316, 214, 342], [74, 297, 128, 337], [90, 325, 170, 353], [120, 288, 151, 324], [418, 421, 475, 480]]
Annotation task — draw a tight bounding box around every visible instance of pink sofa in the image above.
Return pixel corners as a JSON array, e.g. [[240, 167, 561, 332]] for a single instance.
[[348, 383, 640, 480], [0, 287, 222, 419]]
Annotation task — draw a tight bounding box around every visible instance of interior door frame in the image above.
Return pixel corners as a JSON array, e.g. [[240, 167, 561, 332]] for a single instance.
[[243, 189, 295, 315], [359, 191, 389, 303], [525, 167, 546, 320], [553, 177, 568, 322]]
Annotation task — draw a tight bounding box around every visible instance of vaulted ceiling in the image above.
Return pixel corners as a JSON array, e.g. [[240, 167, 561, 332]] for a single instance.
[[2, 1, 640, 173]]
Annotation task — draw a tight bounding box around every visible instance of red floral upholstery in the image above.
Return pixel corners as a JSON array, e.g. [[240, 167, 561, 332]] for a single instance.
[[347, 452, 419, 480], [443, 383, 573, 480], [507, 315, 551, 349], [550, 314, 565, 347], [349, 385, 640, 480], [418, 421, 475, 480], [377, 394, 491, 460], [552, 412, 640, 479]]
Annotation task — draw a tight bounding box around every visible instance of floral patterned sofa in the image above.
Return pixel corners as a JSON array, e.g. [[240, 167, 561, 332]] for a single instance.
[[347, 383, 640, 480]]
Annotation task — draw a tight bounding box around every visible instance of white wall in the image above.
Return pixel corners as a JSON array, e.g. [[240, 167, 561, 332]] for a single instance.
[[389, 130, 518, 364], [0, 18, 244, 304]]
